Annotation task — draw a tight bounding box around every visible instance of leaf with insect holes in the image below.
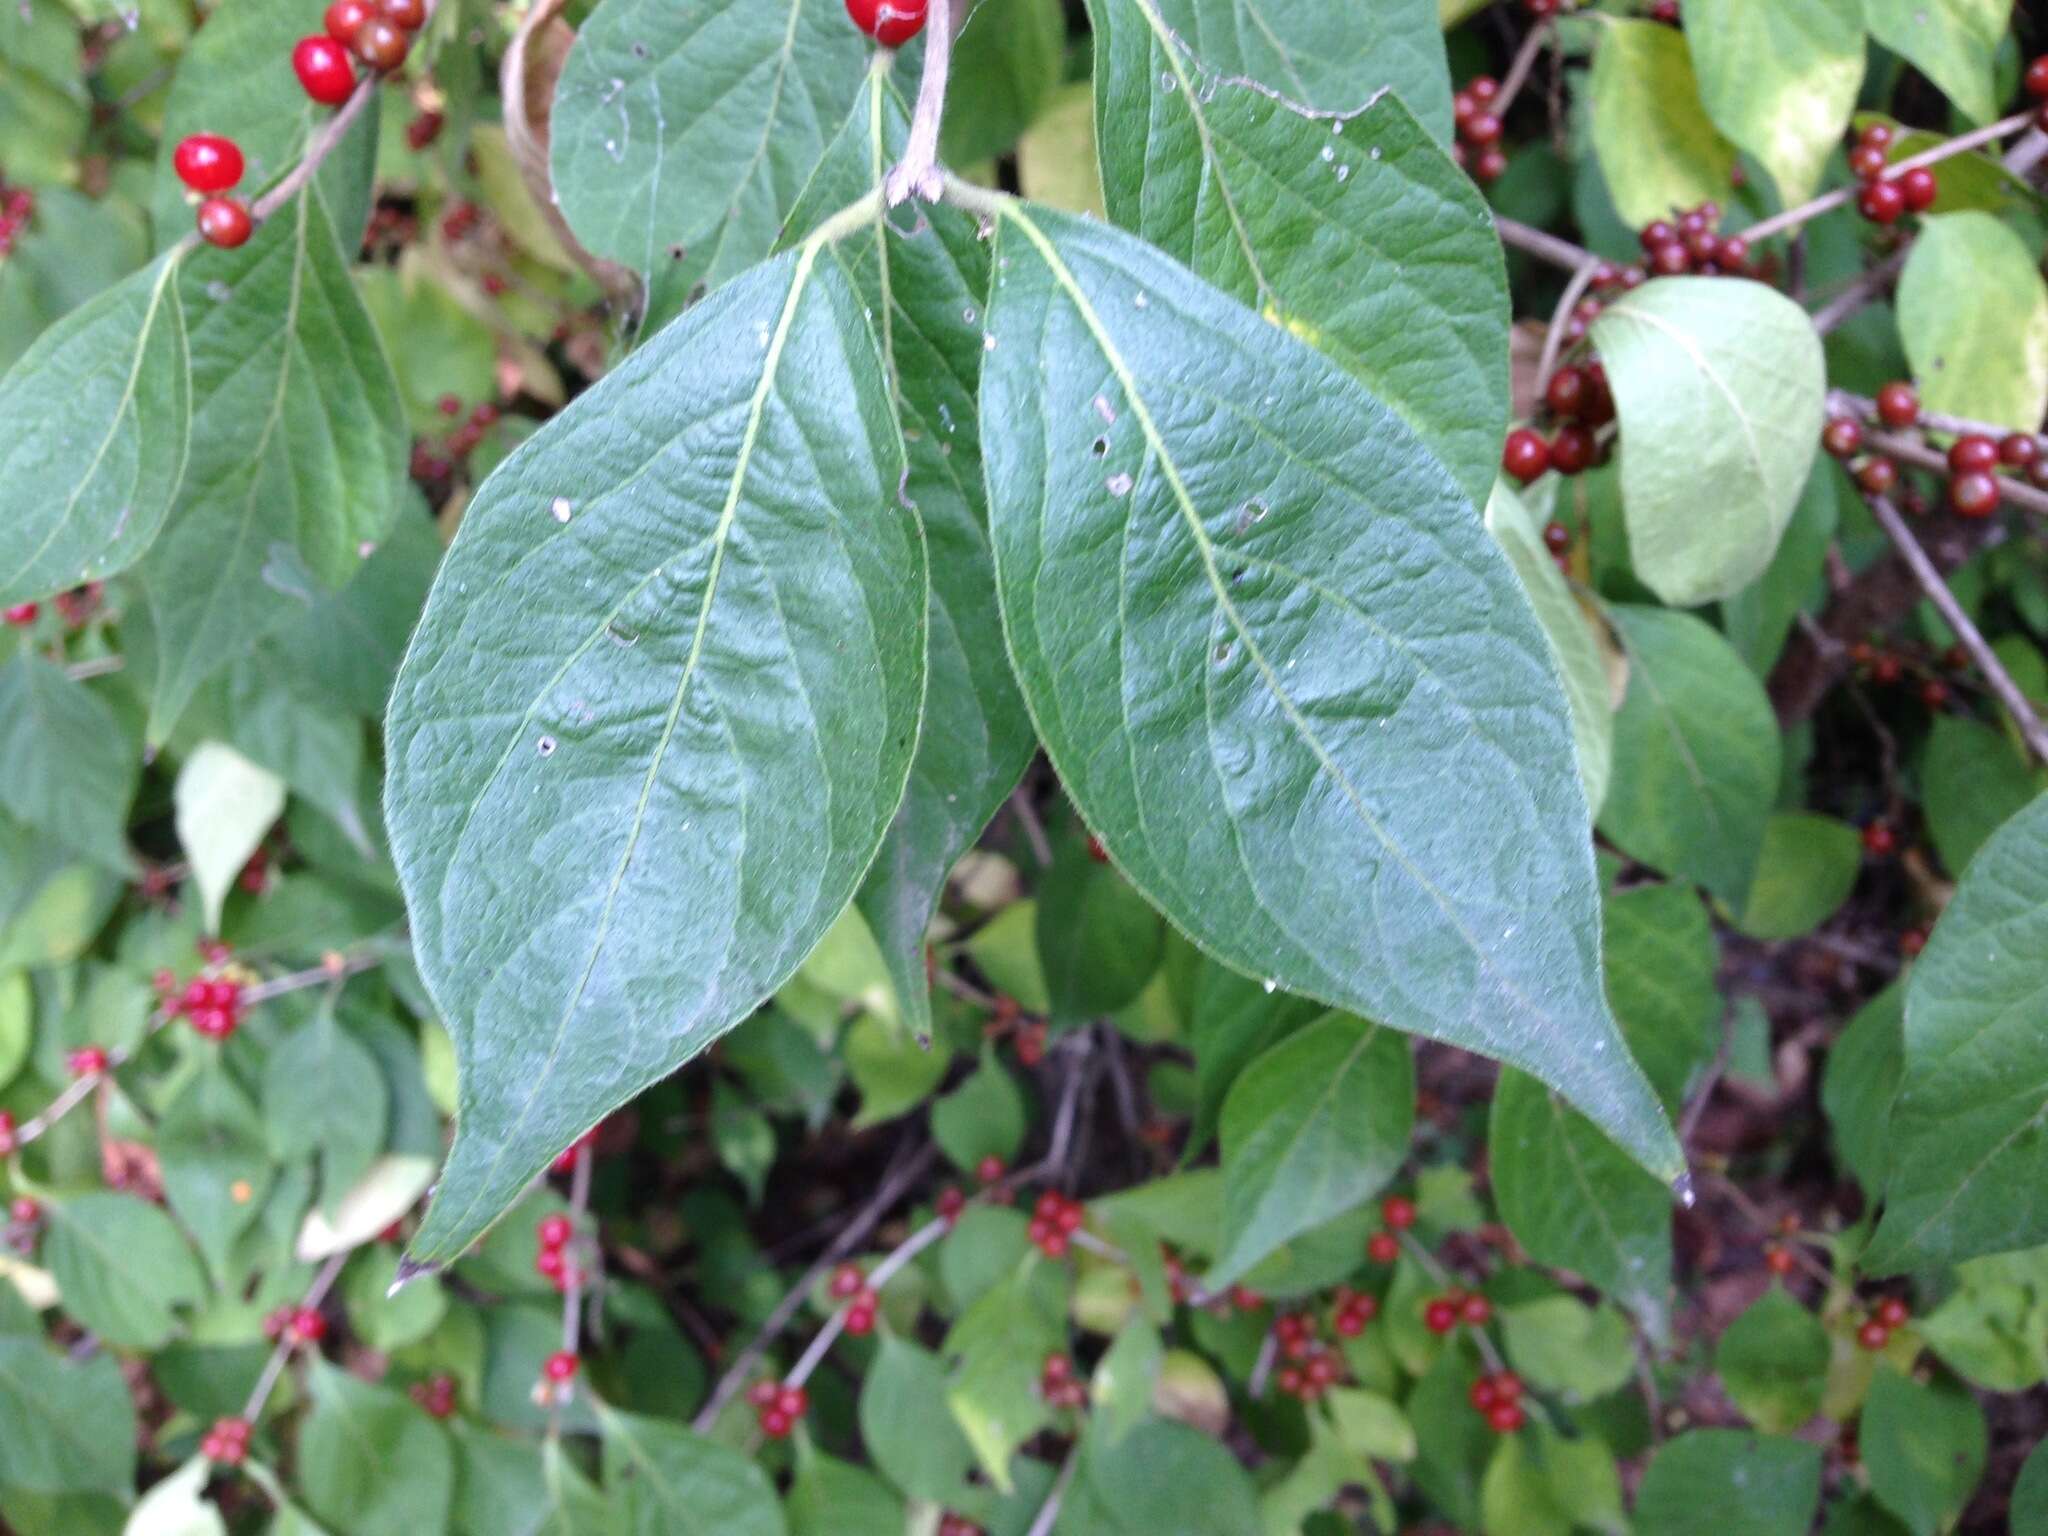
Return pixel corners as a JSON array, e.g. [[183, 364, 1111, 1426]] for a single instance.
[[980, 200, 1680, 1184], [1866, 793, 2048, 1272], [781, 73, 1035, 1043], [1091, 1, 1506, 510], [548, 0, 871, 335], [386, 248, 924, 1270], [0, 253, 187, 606]]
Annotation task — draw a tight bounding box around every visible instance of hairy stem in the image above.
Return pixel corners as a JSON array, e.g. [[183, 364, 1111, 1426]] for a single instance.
[[884, 0, 956, 206]]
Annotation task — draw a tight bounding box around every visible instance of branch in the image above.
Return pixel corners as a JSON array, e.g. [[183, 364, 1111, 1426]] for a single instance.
[[884, 0, 956, 206], [1495, 215, 1593, 273], [1864, 491, 2048, 766], [1024, 1449, 1081, 1536], [1809, 245, 1910, 335], [237, 1250, 350, 1424], [1535, 256, 1603, 398], [1491, 17, 1552, 121]]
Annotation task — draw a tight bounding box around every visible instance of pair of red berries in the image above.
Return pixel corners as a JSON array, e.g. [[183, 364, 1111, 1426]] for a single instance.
[[1501, 424, 1598, 483], [292, 0, 427, 110], [746, 1378, 809, 1438], [828, 1262, 881, 1336], [1423, 1289, 1492, 1335], [1856, 1295, 1910, 1351], [843, 0, 926, 47], [410, 1373, 458, 1418], [173, 133, 256, 249], [1847, 122, 1937, 225], [1469, 1370, 1526, 1432], [533, 1211, 583, 1292], [1040, 1352, 1088, 1409], [1027, 1190, 1084, 1257], [1330, 1286, 1379, 1337], [263, 1304, 329, 1347], [201, 1415, 254, 1465], [1451, 76, 1508, 185], [1274, 1346, 1344, 1402]]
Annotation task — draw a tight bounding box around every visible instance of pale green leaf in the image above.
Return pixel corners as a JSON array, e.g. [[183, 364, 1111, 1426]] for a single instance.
[[930, 1054, 1028, 1174], [387, 247, 924, 1269], [1715, 1289, 1829, 1432], [1862, 0, 2004, 125], [1499, 1294, 1636, 1402], [1736, 812, 1861, 940], [1897, 212, 2048, 433], [1591, 277, 1825, 605], [1091, 1321, 1163, 1449], [1589, 21, 1739, 228], [981, 200, 1679, 1183], [1633, 1430, 1821, 1536], [1685, 0, 1864, 204], [44, 1193, 207, 1349], [175, 742, 286, 933], [1019, 83, 1105, 217], [123, 1456, 224, 1536]]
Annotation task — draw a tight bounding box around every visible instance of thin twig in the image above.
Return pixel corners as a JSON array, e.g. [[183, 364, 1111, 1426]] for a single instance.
[[1864, 492, 2048, 766], [883, 0, 955, 205], [62, 655, 125, 681], [1536, 256, 1603, 400], [1009, 786, 1055, 867], [562, 1140, 594, 1356], [1675, 1007, 1734, 1147], [1810, 245, 1910, 335], [1855, 427, 2048, 522], [786, 1215, 950, 1389], [243, 947, 383, 1004], [1833, 388, 2048, 458], [237, 1251, 350, 1424], [1495, 215, 1593, 273], [1491, 17, 1552, 121], [1398, 1232, 1506, 1374], [1025, 1449, 1081, 1536]]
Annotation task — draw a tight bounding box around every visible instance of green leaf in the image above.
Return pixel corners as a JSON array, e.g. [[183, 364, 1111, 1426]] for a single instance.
[[0, 1336, 136, 1494], [1862, 0, 2004, 125], [1406, 1345, 1492, 1527], [548, 0, 869, 333], [1897, 213, 2048, 433], [1479, 1422, 1623, 1536], [596, 1404, 786, 1536], [44, 1193, 207, 1349], [1082, 1419, 1260, 1536], [1922, 715, 2044, 876], [1487, 482, 1613, 813], [1498, 1294, 1636, 1402], [980, 199, 1679, 1183], [859, 1336, 980, 1506], [1684, 0, 1864, 204], [124, 1456, 225, 1536], [1736, 812, 1861, 940], [1186, 959, 1323, 1157], [298, 1362, 454, 1536], [342, 1246, 447, 1353], [0, 655, 136, 874], [1603, 880, 1718, 1115], [387, 245, 924, 1270], [0, 253, 188, 605], [1715, 1289, 1829, 1432], [845, 1013, 952, 1127], [1092, 6, 1506, 509], [1019, 83, 1106, 218], [1597, 605, 1781, 905], [1037, 845, 1165, 1024], [711, 1080, 775, 1205], [785, 1450, 902, 1536], [1633, 1430, 1821, 1536], [1489, 1069, 1671, 1340], [1209, 1013, 1412, 1288], [0, 969, 27, 1091], [945, 1267, 1067, 1491], [1091, 1321, 1163, 1449], [267, 503, 440, 721], [264, 1004, 390, 1213], [2014, 1437, 2048, 1533], [931, 1054, 1028, 1174], [1861, 1370, 1986, 1535], [1721, 460, 1842, 676], [1130, 0, 1451, 130], [1867, 794, 2048, 1271], [158, 1062, 273, 1279], [1820, 985, 1902, 1196], [1588, 21, 1739, 228], [1917, 1252, 2047, 1391], [941, 0, 1065, 165], [175, 742, 286, 933], [1591, 277, 1825, 606], [781, 79, 1032, 1044], [141, 185, 406, 735]]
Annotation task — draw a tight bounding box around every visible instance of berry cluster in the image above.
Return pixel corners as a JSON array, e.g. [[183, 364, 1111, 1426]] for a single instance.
[[1330, 1285, 1379, 1337], [200, 1416, 253, 1466], [1857, 1295, 1910, 1351], [532, 1211, 582, 1293], [1366, 1193, 1415, 1264], [408, 398, 502, 487], [1422, 1288, 1492, 1334], [1027, 1190, 1084, 1258], [0, 178, 35, 258], [746, 1378, 809, 1438], [263, 1304, 329, 1348], [1846, 123, 1937, 226], [172, 133, 253, 249], [156, 964, 247, 1040], [1826, 382, 2042, 518], [1271, 1314, 1345, 1402], [1450, 76, 1507, 185], [293, 0, 428, 110], [843, 0, 927, 46], [1639, 202, 1748, 278], [829, 1262, 881, 1336], [5, 1196, 41, 1256], [1469, 1370, 1526, 1433], [409, 1372, 458, 1418], [1501, 365, 1614, 487], [1039, 1351, 1088, 1409]]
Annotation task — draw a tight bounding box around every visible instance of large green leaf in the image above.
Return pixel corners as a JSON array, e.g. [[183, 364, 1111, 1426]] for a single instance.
[[1588, 21, 1738, 228], [1597, 605, 1781, 906], [0, 655, 137, 874], [1091, 0, 1505, 508], [1866, 793, 2048, 1271], [140, 184, 406, 736], [859, 1337, 980, 1506], [1862, 0, 2003, 125], [1081, 1419, 1261, 1536], [299, 1363, 455, 1536], [0, 253, 188, 605], [1897, 213, 2048, 433], [1922, 715, 2043, 876], [979, 200, 1679, 1183], [388, 246, 924, 1268], [1487, 482, 1612, 812], [1861, 1370, 1986, 1535], [1632, 1430, 1821, 1536], [1820, 984, 1902, 1195], [549, 0, 870, 334], [1684, 0, 1864, 204], [0, 1337, 135, 1495], [1489, 1069, 1671, 1340], [43, 1193, 208, 1349], [596, 1404, 786, 1536], [1132, 0, 1450, 132], [1590, 277, 1825, 606], [1209, 1013, 1412, 1287], [1715, 1289, 1829, 1432]]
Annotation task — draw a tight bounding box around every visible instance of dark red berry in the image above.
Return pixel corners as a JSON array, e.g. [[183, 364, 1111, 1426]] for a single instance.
[[355, 17, 409, 70], [2025, 55, 2048, 99], [3, 603, 38, 627], [1550, 425, 1595, 476], [1462, 112, 1504, 147], [1897, 166, 1937, 212], [1714, 235, 1749, 271], [1459, 1292, 1492, 1326], [543, 1350, 579, 1382], [1366, 1230, 1400, 1264], [1545, 366, 1586, 420], [974, 1154, 1005, 1185], [1764, 1242, 1796, 1276], [1875, 382, 1918, 427], [324, 0, 370, 41], [1821, 417, 1862, 458], [1542, 520, 1571, 554], [68, 1046, 109, 1078], [293, 36, 358, 104], [1861, 821, 1896, 857], [844, 1297, 878, 1336], [1423, 1298, 1459, 1334], [1874, 1296, 1909, 1329], [1949, 471, 2000, 518], [1872, 652, 1903, 685], [0, 1111, 16, 1155], [406, 110, 445, 151], [2000, 434, 2040, 469], [1472, 148, 1508, 183], [1920, 679, 1948, 709], [1381, 1195, 1417, 1231], [1858, 122, 1895, 151], [1469, 76, 1499, 106], [1650, 240, 1691, 277], [758, 1407, 793, 1438], [173, 134, 244, 194], [1502, 428, 1550, 482], [1948, 435, 1999, 474], [1847, 143, 1888, 181], [1857, 1319, 1890, 1352], [1857, 178, 1905, 224], [1900, 926, 1927, 957], [381, 0, 425, 26], [844, 0, 928, 46], [1640, 220, 1676, 252], [196, 197, 252, 248], [288, 1306, 328, 1345], [1486, 1401, 1526, 1433], [1854, 457, 1897, 496]]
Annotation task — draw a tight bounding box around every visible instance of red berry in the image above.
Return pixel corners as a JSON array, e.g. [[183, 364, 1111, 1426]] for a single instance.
[[354, 17, 409, 70], [1872, 652, 1903, 685], [1462, 112, 1504, 147], [1459, 1292, 1492, 1326], [1857, 1319, 1890, 1352], [1366, 1231, 1400, 1264], [173, 134, 245, 194], [1640, 220, 1676, 252], [1847, 143, 1888, 181], [1948, 435, 1999, 474], [0, 1111, 16, 1155], [1858, 122, 1895, 151], [2026, 55, 2048, 99], [1650, 240, 1691, 276], [196, 193, 254, 247], [1764, 1242, 1795, 1275], [843, 0, 928, 47], [67, 1046, 109, 1078], [1949, 471, 2000, 519], [1469, 76, 1499, 106], [381, 0, 426, 27], [975, 1154, 1005, 1185], [535, 1247, 566, 1281], [1542, 520, 1571, 555], [1423, 1298, 1459, 1334], [1857, 178, 1905, 224], [1875, 382, 1918, 427], [1900, 926, 1927, 957], [406, 110, 446, 151], [543, 1350, 580, 1382], [1549, 425, 1595, 476], [1472, 148, 1508, 184], [552, 1129, 597, 1173], [1861, 821, 1896, 857], [2000, 434, 2040, 469], [1545, 366, 1587, 420], [205, 1416, 252, 1464], [1853, 457, 1897, 496], [1821, 417, 1863, 458], [1453, 89, 1479, 124], [293, 36, 358, 104], [758, 1407, 793, 1438], [746, 1379, 780, 1408], [1874, 1296, 1909, 1329], [1714, 235, 1749, 272], [1469, 1376, 1499, 1411], [829, 1262, 865, 1299], [10, 1197, 40, 1224], [1381, 1195, 1416, 1231], [844, 1300, 877, 1336], [288, 1306, 328, 1344], [537, 1214, 573, 1249], [777, 1384, 809, 1418], [324, 0, 370, 41], [2, 603, 36, 627], [935, 1186, 966, 1226], [1039, 1229, 1069, 1258], [1486, 1401, 1526, 1433], [1502, 428, 1550, 483], [1897, 167, 1937, 212], [1491, 1370, 1522, 1401]]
